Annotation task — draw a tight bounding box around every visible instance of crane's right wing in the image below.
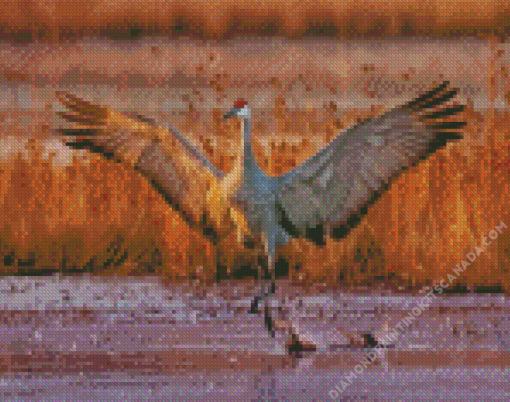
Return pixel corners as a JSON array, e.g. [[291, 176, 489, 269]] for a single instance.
[[56, 92, 224, 233], [275, 81, 466, 245]]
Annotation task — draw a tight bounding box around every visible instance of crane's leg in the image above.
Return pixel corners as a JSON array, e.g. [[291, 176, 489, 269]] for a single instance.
[[250, 251, 276, 337], [249, 225, 316, 353], [251, 249, 317, 354], [250, 230, 277, 337]]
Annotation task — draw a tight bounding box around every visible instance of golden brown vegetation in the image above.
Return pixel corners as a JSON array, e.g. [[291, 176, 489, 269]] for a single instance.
[[1, 0, 510, 42], [0, 95, 510, 292]]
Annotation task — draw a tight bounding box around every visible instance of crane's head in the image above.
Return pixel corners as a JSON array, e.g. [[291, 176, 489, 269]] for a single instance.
[[223, 99, 251, 120]]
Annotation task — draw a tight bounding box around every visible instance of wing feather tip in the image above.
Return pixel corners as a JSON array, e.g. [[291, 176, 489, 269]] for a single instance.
[[404, 81, 451, 109], [56, 91, 108, 118], [403, 81, 464, 113], [424, 133, 463, 156]]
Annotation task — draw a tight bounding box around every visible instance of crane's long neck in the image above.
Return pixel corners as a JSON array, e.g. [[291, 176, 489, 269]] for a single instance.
[[240, 118, 259, 179], [221, 117, 256, 196]]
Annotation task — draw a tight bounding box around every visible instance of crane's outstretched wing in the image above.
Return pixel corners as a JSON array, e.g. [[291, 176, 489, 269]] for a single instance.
[[56, 92, 224, 235], [275, 81, 466, 245]]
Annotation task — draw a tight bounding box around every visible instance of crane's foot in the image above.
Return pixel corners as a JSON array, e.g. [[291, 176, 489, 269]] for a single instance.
[[271, 319, 317, 355], [287, 333, 317, 354], [343, 332, 381, 348], [363, 333, 379, 348]]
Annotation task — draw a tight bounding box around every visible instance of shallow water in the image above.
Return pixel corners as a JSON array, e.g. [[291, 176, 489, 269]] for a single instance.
[[0, 275, 509, 401]]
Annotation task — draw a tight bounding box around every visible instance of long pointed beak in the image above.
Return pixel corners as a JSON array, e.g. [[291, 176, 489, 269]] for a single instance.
[[223, 109, 237, 119]]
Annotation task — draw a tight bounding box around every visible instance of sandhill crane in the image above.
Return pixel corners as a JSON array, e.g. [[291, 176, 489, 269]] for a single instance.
[[56, 81, 466, 353]]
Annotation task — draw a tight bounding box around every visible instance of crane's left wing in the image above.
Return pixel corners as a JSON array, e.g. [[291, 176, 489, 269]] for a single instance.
[[56, 92, 224, 234], [275, 81, 466, 245]]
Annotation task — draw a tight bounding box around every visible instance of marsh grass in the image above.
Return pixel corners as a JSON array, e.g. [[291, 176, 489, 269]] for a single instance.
[[1, 78, 510, 292]]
